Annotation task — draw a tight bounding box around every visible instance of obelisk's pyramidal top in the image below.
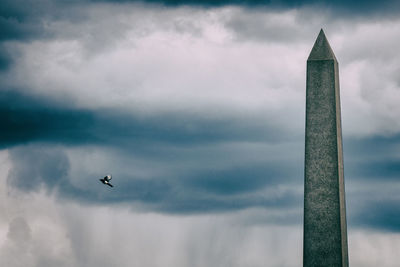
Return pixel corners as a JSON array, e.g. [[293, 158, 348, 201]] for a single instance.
[[308, 29, 337, 61]]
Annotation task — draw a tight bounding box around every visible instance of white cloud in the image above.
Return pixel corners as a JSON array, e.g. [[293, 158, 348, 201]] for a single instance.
[[0, 191, 302, 267], [349, 230, 400, 267], [336, 21, 400, 137], [3, 5, 307, 136], [0, 150, 75, 267]]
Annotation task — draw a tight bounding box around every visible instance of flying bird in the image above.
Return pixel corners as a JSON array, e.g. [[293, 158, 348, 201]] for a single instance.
[[100, 174, 113, 187]]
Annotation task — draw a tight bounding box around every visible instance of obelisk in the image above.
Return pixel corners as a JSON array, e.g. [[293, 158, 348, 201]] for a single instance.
[[303, 29, 349, 267]]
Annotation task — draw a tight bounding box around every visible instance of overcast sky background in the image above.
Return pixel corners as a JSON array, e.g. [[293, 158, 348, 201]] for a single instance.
[[1, 0, 400, 266]]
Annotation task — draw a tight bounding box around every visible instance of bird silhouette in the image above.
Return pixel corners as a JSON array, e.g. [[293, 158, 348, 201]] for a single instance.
[[99, 174, 113, 187]]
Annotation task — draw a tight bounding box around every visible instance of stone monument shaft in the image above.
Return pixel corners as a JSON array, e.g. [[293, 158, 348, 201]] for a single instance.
[[303, 29, 349, 267]]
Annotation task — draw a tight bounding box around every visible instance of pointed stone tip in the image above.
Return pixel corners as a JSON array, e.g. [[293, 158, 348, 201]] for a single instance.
[[308, 29, 337, 61]]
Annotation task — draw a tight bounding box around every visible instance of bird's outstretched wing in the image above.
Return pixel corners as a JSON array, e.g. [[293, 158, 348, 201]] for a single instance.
[[107, 183, 113, 187]]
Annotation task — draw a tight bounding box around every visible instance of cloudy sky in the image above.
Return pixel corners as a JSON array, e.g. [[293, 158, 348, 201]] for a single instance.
[[1, 0, 400, 266]]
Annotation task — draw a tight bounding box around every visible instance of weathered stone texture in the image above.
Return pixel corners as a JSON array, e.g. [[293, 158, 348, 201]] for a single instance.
[[303, 29, 349, 267]]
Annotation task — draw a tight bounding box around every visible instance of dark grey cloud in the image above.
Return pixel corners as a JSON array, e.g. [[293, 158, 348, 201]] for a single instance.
[[7, 146, 70, 192], [359, 200, 400, 232], [91, 0, 400, 12], [4, 90, 400, 231], [0, 90, 96, 148], [0, 47, 12, 70], [348, 194, 400, 232], [0, 0, 398, 44], [7, 144, 302, 214], [343, 136, 400, 232], [182, 164, 291, 195], [7, 141, 400, 232], [0, 0, 57, 41], [348, 159, 400, 180], [0, 89, 289, 149], [344, 136, 400, 180], [3, 88, 303, 215]]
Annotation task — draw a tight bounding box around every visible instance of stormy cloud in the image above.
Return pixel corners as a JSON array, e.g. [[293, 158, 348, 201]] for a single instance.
[[2, 1, 400, 267], [0, 89, 291, 149]]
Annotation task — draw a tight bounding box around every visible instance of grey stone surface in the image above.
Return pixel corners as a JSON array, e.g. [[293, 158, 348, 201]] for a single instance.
[[303, 29, 349, 267]]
